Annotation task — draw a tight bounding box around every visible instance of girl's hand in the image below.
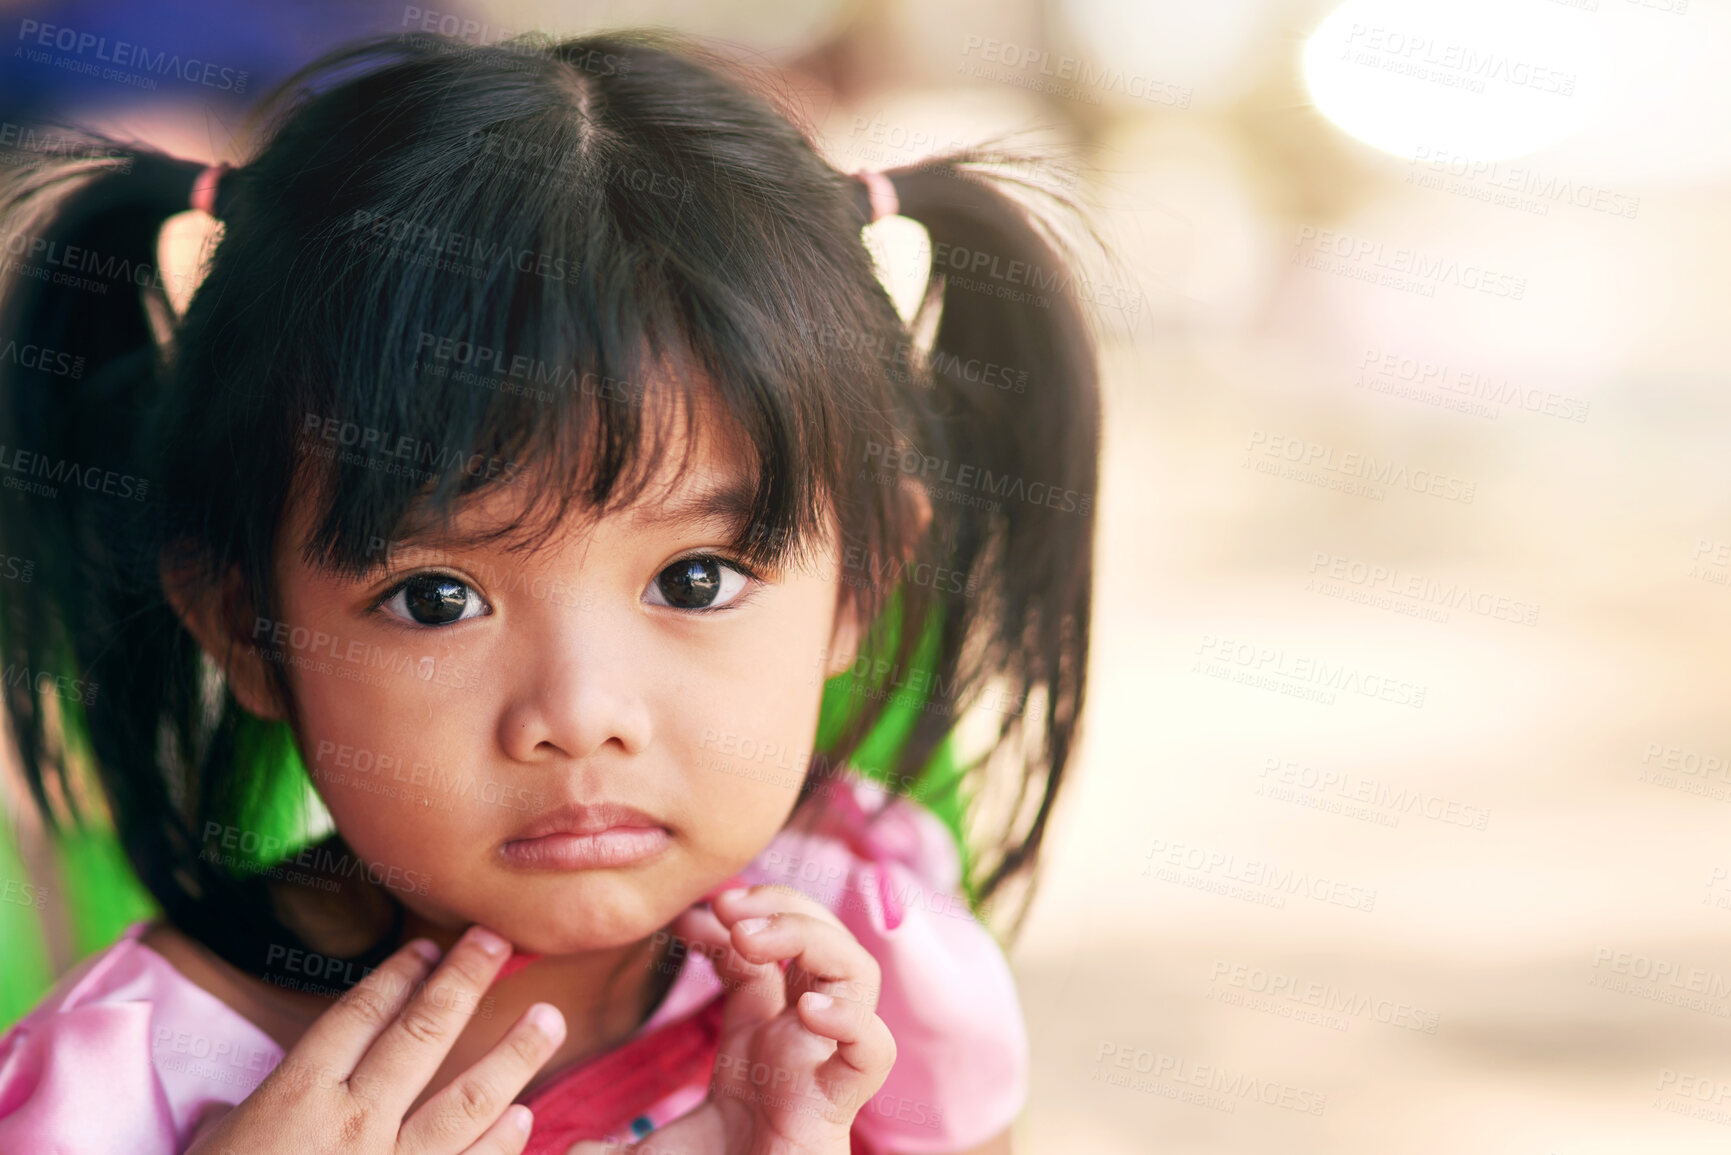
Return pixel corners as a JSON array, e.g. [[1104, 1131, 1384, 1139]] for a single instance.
[[183, 925, 567, 1155], [570, 884, 896, 1155]]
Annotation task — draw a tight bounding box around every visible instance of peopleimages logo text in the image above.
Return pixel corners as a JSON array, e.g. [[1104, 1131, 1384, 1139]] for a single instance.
[[1293, 227, 1526, 300], [16, 20, 249, 91]]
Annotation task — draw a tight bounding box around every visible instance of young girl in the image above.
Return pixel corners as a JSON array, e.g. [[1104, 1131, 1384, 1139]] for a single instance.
[[0, 28, 1097, 1155]]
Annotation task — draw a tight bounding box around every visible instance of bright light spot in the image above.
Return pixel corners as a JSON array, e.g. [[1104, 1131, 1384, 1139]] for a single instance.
[[1529, 3, 1731, 185], [1302, 0, 1607, 163]]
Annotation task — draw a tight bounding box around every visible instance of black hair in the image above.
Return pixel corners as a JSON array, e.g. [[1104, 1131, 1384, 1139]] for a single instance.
[[0, 29, 1099, 987]]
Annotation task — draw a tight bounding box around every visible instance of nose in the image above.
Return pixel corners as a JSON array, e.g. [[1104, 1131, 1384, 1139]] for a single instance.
[[496, 613, 655, 763]]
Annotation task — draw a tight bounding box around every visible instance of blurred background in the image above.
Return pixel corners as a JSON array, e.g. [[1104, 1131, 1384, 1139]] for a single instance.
[[3, 0, 1730, 1150]]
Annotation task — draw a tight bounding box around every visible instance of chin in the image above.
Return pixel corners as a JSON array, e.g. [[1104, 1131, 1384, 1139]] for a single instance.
[[492, 874, 684, 954]]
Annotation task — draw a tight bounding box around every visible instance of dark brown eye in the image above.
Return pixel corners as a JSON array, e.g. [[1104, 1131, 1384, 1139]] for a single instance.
[[645, 556, 750, 611], [381, 573, 488, 626]]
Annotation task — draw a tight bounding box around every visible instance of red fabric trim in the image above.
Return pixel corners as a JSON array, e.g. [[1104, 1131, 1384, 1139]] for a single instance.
[[511, 873, 752, 1149], [520, 994, 725, 1152]]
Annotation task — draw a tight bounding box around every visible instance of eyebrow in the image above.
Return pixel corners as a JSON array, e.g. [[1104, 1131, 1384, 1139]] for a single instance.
[[646, 475, 758, 533]]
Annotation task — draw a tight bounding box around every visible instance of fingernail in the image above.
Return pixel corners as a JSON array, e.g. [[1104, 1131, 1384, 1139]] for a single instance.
[[527, 1003, 565, 1041], [736, 916, 771, 936], [406, 937, 441, 963], [804, 991, 834, 1010], [510, 1104, 533, 1133], [715, 886, 748, 904], [466, 925, 509, 957]]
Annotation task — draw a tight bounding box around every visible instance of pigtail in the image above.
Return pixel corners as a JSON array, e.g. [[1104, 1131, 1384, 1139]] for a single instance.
[[851, 159, 1099, 937], [0, 150, 200, 833], [0, 147, 407, 985]]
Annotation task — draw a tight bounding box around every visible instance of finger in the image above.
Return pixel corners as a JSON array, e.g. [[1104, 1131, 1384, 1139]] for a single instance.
[[456, 1103, 534, 1155], [725, 908, 881, 1011], [398, 1002, 566, 1155], [567, 1137, 661, 1154], [668, 905, 787, 1033], [669, 902, 762, 979], [709, 883, 847, 933], [797, 992, 897, 1097], [348, 924, 515, 1118], [710, 884, 877, 1005], [287, 935, 444, 1078], [567, 1097, 727, 1154], [567, 1121, 708, 1155]]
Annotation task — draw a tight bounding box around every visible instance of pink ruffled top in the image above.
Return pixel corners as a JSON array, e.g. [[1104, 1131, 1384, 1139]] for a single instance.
[[0, 772, 1027, 1153]]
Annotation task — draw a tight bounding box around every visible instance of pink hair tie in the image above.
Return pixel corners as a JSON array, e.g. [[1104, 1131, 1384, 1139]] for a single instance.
[[853, 168, 898, 223], [189, 162, 231, 216]]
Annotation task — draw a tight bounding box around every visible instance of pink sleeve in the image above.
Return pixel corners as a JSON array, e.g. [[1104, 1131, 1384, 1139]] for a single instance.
[[0, 1003, 181, 1154], [0, 923, 280, 1155], [743, 774, 1028, 1153], [0, 933, 181, 1154]]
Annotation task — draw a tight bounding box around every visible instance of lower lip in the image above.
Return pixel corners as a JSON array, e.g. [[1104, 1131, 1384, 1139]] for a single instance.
[[499, 826, 671, 870]]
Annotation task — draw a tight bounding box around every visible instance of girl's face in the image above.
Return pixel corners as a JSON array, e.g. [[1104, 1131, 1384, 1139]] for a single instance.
[[246, 396, 862, 954]]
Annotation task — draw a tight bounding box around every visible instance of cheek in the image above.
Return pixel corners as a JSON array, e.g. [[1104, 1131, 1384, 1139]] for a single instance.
[[676, 578, 841, 858], [289, 657, 496, 882]]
